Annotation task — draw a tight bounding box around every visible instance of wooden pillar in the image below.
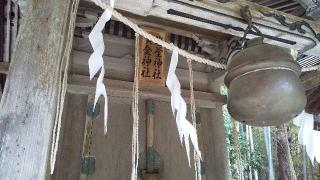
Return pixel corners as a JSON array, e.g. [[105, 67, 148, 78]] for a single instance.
[[0, 0, 79, 179], [201, 74, 229, 180]]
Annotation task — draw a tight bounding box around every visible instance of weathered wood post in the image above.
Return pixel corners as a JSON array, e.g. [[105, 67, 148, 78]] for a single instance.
[[0, 0, 78, 179], [201, 74, 230, 179]]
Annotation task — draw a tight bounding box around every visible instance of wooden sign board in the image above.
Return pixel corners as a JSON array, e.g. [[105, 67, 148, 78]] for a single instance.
[[139, 27, 168, 86]]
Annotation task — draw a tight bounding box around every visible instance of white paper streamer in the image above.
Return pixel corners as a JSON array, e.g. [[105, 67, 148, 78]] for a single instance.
[[166, 47, 201, 166], [293, 111, 320, 164], [88, 0, 114, 134]]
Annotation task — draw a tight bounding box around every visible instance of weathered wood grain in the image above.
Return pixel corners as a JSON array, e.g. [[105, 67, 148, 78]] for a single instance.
[[52, 94, 87, 180], [199, 74, 230, 179], [152, 101, 195, 180], [86, 97, 198, 180], [87, 97, 147, 180], [71, 49, 210, 91], [67, 74, 227, 108], [0, 0, 79, 179], [200, 107, 230, 179], [138, 27, 168, 86]]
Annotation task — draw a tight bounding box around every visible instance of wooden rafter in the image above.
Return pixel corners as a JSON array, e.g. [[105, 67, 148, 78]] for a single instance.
[[80, 0, 320, 57]]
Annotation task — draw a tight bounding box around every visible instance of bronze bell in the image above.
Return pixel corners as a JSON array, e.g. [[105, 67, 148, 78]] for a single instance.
[[224, 38, 307, 126]]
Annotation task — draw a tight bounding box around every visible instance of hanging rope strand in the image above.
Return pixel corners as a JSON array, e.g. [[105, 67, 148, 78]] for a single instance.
[[131, 33, 140, 180], [50, 0, 80, 174], [188, 59, 202, 180]]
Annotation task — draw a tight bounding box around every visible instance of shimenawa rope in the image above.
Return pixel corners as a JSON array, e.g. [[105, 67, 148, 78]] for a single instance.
[[91, 0, 226, 69], [91, 0, 320, 72]]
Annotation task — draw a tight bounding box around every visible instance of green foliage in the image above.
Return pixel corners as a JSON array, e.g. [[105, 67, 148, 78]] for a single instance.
[[222, 104, 238, 179], [220, 85, 265, 179], [220, 85, 309, 179], [251, 127, 268, 177]]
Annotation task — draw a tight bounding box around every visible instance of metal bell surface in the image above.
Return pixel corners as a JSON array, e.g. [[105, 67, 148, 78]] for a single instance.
[[224, 38, 307, 126]]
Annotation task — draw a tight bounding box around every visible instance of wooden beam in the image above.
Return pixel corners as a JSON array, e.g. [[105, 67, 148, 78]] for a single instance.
[[80, 0, 320, 57], [208, 70, 226, 82], [0, 62, 9, 74], [0, 0, 79, 179], [67, 74, 227, 108], [301, 71, 320, 90], [73, 36, 209, 73], [71, 49, 210, 91]]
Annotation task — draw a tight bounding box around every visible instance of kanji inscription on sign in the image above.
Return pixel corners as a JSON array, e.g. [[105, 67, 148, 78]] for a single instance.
[[139, 27, 168, 86]]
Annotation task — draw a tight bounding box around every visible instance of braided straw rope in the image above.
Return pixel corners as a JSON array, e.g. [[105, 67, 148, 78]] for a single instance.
[[50, 0, 80, 174], [91, 0, 226, 69], [91, 0, 320, 72], [188, 59, 202, 180]]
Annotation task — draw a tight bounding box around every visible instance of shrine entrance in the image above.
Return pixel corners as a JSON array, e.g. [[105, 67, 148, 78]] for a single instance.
[[3, 0, 320, 179], [53, 79, 227, 180], [47, 10, 230, 178]]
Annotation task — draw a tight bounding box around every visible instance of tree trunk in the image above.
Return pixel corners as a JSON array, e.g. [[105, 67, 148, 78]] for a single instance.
[[310, 160, 315, 180], [232, 120, 243, 180], [302, 146, 308, 180], [264, 127, 275, 180], [246, 125, 253, 180], [0, 0, 78, 179], [248, 126, 258, 180], [276, 124, 297, 180]]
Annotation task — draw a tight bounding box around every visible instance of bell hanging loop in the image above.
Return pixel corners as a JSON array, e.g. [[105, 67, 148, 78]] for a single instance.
[[239, 6, 264, 48]]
